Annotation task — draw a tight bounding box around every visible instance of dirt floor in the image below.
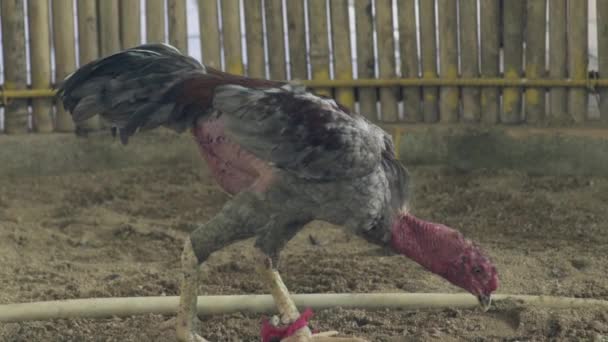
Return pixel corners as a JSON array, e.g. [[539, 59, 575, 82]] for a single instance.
[[1, 152, 607, 341]]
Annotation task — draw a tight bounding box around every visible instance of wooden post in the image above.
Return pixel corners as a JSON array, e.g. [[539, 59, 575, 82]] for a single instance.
[[330, 0, 354, 109], [437, 0, 459, 123], [199, 0, 221, 69], [375, 0, 398, 122], [77, 0, 100, 130], [146, 0, 165, 43], [459, 0, 480, 123], [52, 0, 76, 132], [98, 0, 120, 56], [244, 0, 265, 78], [501, 0, 525, 124], [265, 0, 287, 80], [479, 0, 500, 124], [354, 0, 377, 120], [120, 0, 141, 48], [286, 0, 307, 80], [308, 0, 331, 96], [221, 0, 244, 74], [27, 0, 54, 132], [419, 0, 438, 122], [525, 0, 546, 124], [599, 0, 608, 122], [398, 0, 420, 122], [549, 0, 567, 123], [168, 0, 188, 53], [568, 0, 588, 123]]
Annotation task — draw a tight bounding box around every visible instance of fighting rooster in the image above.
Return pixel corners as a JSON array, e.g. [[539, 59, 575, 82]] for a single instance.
[[58, 44, 498, 342]]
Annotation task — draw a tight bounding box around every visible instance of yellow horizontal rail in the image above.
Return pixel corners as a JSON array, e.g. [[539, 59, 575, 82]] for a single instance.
[[2, 78, 608, 102]]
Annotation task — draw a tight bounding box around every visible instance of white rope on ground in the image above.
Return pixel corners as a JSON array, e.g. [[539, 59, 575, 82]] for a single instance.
[[1, 293, 607, 323]]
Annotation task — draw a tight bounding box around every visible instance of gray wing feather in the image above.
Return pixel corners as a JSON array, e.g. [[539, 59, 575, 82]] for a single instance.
[[212, 84, 386, 180]]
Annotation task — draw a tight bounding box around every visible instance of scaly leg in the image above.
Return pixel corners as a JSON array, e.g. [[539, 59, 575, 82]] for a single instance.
[[259, 257, 369, 342], [176, 237, 208, 342]]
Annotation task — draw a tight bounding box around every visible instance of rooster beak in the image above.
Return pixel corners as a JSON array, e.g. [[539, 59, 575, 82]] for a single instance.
[[477, 294, 492, 312]]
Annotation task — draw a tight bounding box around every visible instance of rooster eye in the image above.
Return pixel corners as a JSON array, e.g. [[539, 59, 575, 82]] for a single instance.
[[472, 266, 482, 274]]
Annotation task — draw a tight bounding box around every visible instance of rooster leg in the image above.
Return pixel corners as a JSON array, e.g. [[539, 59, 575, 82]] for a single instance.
[[175, 237, 208, 342], [259, 257, 369, 342]]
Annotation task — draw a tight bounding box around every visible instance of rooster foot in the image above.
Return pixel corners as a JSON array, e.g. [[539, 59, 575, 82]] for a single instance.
[[259, 256, 369, 342]]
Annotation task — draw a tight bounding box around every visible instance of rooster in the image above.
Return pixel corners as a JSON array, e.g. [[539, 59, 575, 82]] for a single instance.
[[58, 43, 498, 342]]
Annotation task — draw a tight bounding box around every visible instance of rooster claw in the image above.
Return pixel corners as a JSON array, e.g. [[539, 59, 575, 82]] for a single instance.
[[282, 331, 369, 342]]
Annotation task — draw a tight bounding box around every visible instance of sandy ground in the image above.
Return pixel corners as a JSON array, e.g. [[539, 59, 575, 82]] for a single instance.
[[1, 155, 607, 341]]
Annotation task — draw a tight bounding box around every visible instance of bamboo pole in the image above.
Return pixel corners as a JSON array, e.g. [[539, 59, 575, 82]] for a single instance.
[[221, 0, 243, 74], [98, 0, 120, 56], [244, 0, 264, 78], [5, 77, 608, 102], [459, 0, 480, 123], [354, 0, 377, 120], [375, 0, 399, 122], [52, 0, 76, 132], [398, 0, 420, 122], [199, 0, 221, 68], [568, 0, 588, 123], [5, 77, 608, 101], [146, 0, 165, 43], [549, 0, 568, 123], [419, 0, 438, 123], [330, 0, 354, 109], [27, 0, 54, 132], [1, 293, 607, 323], [120, 0, 141, 48], [308, 0, 331, 96], [437, 0, 459, 123], [1, 0, 29, 133], [479, 0, 500, 124], [286, 0, 307, 80], [76, 0, 100, 131], [265, 0, 287, 80], [525, 0, 547, 124], [502, 0, 525, 124], [168, 0, 188, 53], [599, 0, 608, 122]]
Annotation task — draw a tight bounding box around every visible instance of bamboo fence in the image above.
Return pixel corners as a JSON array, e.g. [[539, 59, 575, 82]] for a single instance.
[[1, 0, 607, 133]]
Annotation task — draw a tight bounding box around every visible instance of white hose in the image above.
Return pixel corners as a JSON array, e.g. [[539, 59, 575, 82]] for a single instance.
[[1, 293, 606, 323]]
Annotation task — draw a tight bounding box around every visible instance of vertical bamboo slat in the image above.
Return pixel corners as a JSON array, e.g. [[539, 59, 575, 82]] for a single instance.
[[354, 0, 377, 119], [525, 0, 546, 124], [330, 0, 354, 109], [77, 0, 100, 131], [375, 0, 398, 122], [549, 0, 567, 122], [120, 0, 141, 48], [98, 0, 120, 56], [244, 0, 265, 78], [52, 0, 76, 132], [419, 0, 438, 122], [265, 0, 287, 80], [168, 0, 188, 53], [502, 0, 524, 124], [28, 0, 53, 132], [599, 0, 608, 122], [308, 0, 331, 96], [286, 0, 307, 80], [480, 0, 500, 124], [222, 0, 243, 74], [459, 0, 480, 123], [146, 0, 165, 43], [398, 0, 420, 122], [1, 0, 28, 133], [199, 0, 221, 68], [568, 0, 588, 123], [437, 0, 459, 123]]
